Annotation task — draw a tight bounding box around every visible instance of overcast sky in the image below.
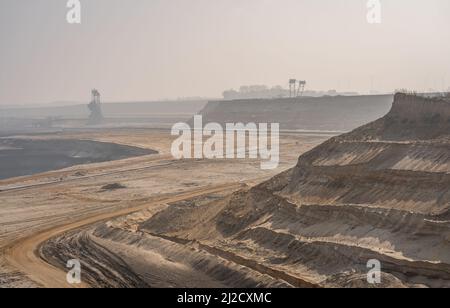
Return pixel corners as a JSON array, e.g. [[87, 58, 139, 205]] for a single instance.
[[0, 0, 449, 105]]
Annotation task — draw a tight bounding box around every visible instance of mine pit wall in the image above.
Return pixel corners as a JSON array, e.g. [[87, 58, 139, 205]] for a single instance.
[[194, 95, 394, 132], [280, 94, 450, 216], [390, 93, 450, 119], [307, 141, 450, 173], [364, 91, 448, 139]]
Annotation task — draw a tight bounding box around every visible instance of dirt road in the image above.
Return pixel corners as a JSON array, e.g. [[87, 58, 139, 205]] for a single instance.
[[3, 183, 242, 288]]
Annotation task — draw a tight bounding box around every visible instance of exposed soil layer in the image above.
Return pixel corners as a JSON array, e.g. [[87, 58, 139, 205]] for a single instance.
[[0, 139, 157, 180], [41, 224, 291, 288]]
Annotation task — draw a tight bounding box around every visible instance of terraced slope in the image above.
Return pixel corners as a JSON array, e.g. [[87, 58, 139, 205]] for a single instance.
[[141, 93, 450, 287]]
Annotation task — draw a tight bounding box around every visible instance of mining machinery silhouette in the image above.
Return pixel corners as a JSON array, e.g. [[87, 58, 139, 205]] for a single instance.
[[289, 79, 307, 98], [87, 89, 104, 125]]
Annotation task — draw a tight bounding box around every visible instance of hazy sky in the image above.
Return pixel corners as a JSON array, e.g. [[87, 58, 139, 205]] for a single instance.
[[1, 0, 449, 105]]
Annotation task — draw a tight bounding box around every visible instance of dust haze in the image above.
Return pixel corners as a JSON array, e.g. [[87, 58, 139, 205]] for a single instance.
[[1, 0, 450, 291], [1, 0, 450, 105]]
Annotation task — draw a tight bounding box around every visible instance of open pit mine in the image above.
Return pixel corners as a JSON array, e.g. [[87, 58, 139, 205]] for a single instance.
[[1, 93, 446, 288]]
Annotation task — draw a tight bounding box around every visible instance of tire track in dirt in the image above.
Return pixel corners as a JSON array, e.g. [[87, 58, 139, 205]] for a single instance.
[[3, 183, 242, 288]]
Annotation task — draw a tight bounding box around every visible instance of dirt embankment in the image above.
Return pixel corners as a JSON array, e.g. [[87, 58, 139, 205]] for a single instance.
[[37, 185, 291, 288], [194, 95, 393, 132]]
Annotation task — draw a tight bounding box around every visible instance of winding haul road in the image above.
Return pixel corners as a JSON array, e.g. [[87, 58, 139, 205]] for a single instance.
[[3, 184, 241, 288]]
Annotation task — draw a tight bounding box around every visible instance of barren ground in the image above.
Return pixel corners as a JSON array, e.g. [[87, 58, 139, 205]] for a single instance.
[[0, 128, 331, 288]]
